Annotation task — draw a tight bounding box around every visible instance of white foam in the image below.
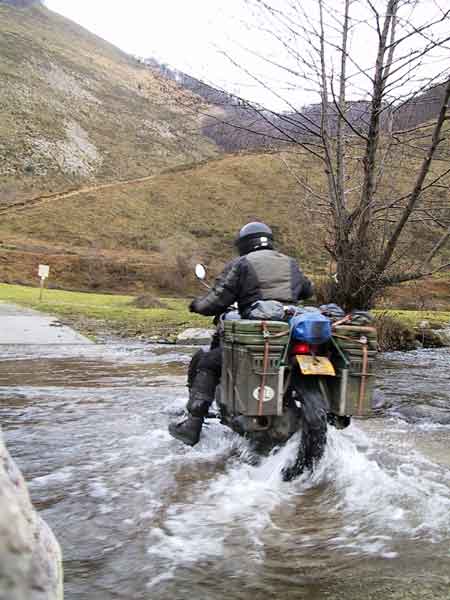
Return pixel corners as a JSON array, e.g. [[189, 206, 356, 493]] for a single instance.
[[146, 423, 450, 584], [309, 426, 450, 550], [29, 466, 75, 488], [146, 435, 301, 570]]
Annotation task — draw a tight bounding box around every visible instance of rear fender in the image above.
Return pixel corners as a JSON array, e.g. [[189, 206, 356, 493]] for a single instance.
[[292, 375, 330, 413]]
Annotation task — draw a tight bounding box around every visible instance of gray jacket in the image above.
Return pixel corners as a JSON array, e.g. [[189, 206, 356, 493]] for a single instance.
[[192, 249, 313, 317]]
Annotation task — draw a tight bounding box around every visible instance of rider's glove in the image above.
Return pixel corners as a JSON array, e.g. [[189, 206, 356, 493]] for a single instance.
[[189, 299, 200, 313]]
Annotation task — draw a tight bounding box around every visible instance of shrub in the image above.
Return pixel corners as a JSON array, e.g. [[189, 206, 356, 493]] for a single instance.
[[131, 294, 168, 309], [313, 277, 337, 306], [374, 313, 417, 352], [151, 234, 202, 294]]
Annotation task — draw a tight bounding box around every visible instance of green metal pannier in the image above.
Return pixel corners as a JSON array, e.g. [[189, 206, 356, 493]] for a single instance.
[[327, 325, 378, 417], [224, 319, 290, 345], [222, 320, 289, 416]]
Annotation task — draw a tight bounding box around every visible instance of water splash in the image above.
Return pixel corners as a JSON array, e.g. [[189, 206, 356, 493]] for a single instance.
[[146, 422, 450, 585], [2, 341, 450, 598]]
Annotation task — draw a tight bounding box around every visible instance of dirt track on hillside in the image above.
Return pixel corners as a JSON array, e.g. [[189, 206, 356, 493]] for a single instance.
[[0, 173, 163, 215], [0, 152, 257, 216], [0, 150, 238, 216]]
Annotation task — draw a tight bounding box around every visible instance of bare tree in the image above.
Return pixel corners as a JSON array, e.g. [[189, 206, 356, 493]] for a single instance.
[[202, 0, 450, 309]]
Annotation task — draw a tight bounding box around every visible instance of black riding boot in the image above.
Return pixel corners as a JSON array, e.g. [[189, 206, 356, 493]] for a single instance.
[[168, 415, 204, 446], [168, 370, 218, 446]]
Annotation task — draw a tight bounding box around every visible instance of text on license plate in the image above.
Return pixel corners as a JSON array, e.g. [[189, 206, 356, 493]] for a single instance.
[[296, 355, 336, 376]]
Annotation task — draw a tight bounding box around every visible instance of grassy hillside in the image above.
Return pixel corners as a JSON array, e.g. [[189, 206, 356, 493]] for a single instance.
[[1, 146, 449, 304], [0, 151, 329, 292], [0, 2, 217, 205], [0, 2, 448, 305]]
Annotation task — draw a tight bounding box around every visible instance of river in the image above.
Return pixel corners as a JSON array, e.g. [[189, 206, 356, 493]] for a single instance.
[[0, 342, 449, 600]]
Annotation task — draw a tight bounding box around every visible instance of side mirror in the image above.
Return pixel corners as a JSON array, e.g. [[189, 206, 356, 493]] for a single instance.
[[195, 264, 207, 281]]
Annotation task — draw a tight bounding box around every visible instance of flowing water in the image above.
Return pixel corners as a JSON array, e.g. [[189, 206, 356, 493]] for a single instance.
[[0, 342, 449, 600]]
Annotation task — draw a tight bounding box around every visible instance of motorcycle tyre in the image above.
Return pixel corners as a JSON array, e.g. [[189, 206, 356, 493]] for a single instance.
[[282, 377, 328, 482]]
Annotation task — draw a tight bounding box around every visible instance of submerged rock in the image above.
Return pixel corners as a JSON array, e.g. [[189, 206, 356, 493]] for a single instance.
[[0, 428, 63, 600], [415, 327, 450, 348], [176, 328, 214, 345], [393, 404, 450, 425], [434, 328, 450, 346]]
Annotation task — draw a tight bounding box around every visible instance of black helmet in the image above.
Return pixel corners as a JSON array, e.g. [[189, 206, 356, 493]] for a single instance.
[[235, 221, 274, 256]]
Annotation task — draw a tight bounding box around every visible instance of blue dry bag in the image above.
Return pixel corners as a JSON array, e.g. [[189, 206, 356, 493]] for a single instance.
[[290, 312, 332, 344]]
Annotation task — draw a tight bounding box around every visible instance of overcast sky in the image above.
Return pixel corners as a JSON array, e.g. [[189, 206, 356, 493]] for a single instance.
[[44, 0, 450, 111], [45, 1, 257, 96]]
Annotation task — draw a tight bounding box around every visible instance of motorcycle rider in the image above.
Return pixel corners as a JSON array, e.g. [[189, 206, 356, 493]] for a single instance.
[[168, 221, 313, 447]]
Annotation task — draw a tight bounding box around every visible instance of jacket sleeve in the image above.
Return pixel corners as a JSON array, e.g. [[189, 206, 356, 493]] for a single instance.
[[290, 257, 314, 301], [191, 259, 241, 316], [298, 274, 313, 300]]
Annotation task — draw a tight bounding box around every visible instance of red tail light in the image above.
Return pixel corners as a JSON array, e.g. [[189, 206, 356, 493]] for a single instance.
[[291, 342, 311, 354]]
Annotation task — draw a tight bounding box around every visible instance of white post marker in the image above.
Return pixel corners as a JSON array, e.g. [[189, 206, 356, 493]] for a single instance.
[[38, 264, 50, 301]]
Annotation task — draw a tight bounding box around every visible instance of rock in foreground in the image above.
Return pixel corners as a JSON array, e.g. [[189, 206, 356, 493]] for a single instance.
[[0, 428, 63, 600], [176, 328, 214, 345]]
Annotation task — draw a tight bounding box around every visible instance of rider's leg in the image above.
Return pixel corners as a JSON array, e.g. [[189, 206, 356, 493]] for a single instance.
[[168, 348, 222, 446]]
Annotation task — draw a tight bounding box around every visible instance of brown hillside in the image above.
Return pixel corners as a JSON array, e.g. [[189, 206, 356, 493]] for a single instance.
[[1, 137, 449, 295], [0, 152, 329, 292], [1, 148, 449, 309], [0, 3, 448, 302], [0, 2, 218, 206]]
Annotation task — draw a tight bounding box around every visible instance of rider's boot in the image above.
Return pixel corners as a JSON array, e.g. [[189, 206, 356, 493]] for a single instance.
[[168, 370, 217, 446], [168, 415, 204, 446]]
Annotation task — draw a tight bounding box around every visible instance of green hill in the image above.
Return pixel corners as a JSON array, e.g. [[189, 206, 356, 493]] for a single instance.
[[0, 152, 329, 292], [0, 1, 217, 206], [0, 2, 448, 309]]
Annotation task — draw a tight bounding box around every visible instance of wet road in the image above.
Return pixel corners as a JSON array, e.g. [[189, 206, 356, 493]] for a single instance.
[[0, 341, 449, 600], [0, 302, 91, 345]]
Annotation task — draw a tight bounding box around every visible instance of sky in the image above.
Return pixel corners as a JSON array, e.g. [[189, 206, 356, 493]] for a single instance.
[[44, 0, 450, 111], [45, 0, 253, 96]]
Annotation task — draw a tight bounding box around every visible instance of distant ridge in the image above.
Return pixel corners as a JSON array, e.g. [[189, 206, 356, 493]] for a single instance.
[[145, 57, 449, 151]]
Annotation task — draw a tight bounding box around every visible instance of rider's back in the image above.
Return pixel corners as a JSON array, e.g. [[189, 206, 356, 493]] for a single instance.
[[241, 248, 310, 312], [193, 248, 312, 317]]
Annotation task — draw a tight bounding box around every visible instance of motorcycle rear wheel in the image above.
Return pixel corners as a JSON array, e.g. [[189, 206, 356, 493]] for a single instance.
[[282, 377, 328, 481]]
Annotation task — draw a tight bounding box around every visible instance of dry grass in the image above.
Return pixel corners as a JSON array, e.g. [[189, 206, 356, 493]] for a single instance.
[[374, 313, 418, 352], [0, 152, 329, 291], [380, 276, 450, 311], [374, 310, 450, 351], [0, 3, 448, 301], [1, 147, 449, 300], [131, 294, 168, 309], [0, 3, 217, 203]]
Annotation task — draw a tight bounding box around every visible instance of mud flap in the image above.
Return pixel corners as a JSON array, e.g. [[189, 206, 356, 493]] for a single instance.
[[282, 377, 328, 481]]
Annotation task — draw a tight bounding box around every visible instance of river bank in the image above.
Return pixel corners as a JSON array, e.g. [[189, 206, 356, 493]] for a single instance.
[[0, 283, 210, 343], [1, 282, 449, 350]]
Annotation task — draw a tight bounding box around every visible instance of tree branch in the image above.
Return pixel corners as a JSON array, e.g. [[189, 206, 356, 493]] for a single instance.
[[377, 78, 450, 273]]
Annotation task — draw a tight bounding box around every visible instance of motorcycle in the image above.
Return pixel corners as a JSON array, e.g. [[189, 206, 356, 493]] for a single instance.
[[194, 264, 377, 479]]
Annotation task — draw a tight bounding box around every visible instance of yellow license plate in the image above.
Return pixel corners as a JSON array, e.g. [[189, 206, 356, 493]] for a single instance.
[[296, 355, 336, 376]]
